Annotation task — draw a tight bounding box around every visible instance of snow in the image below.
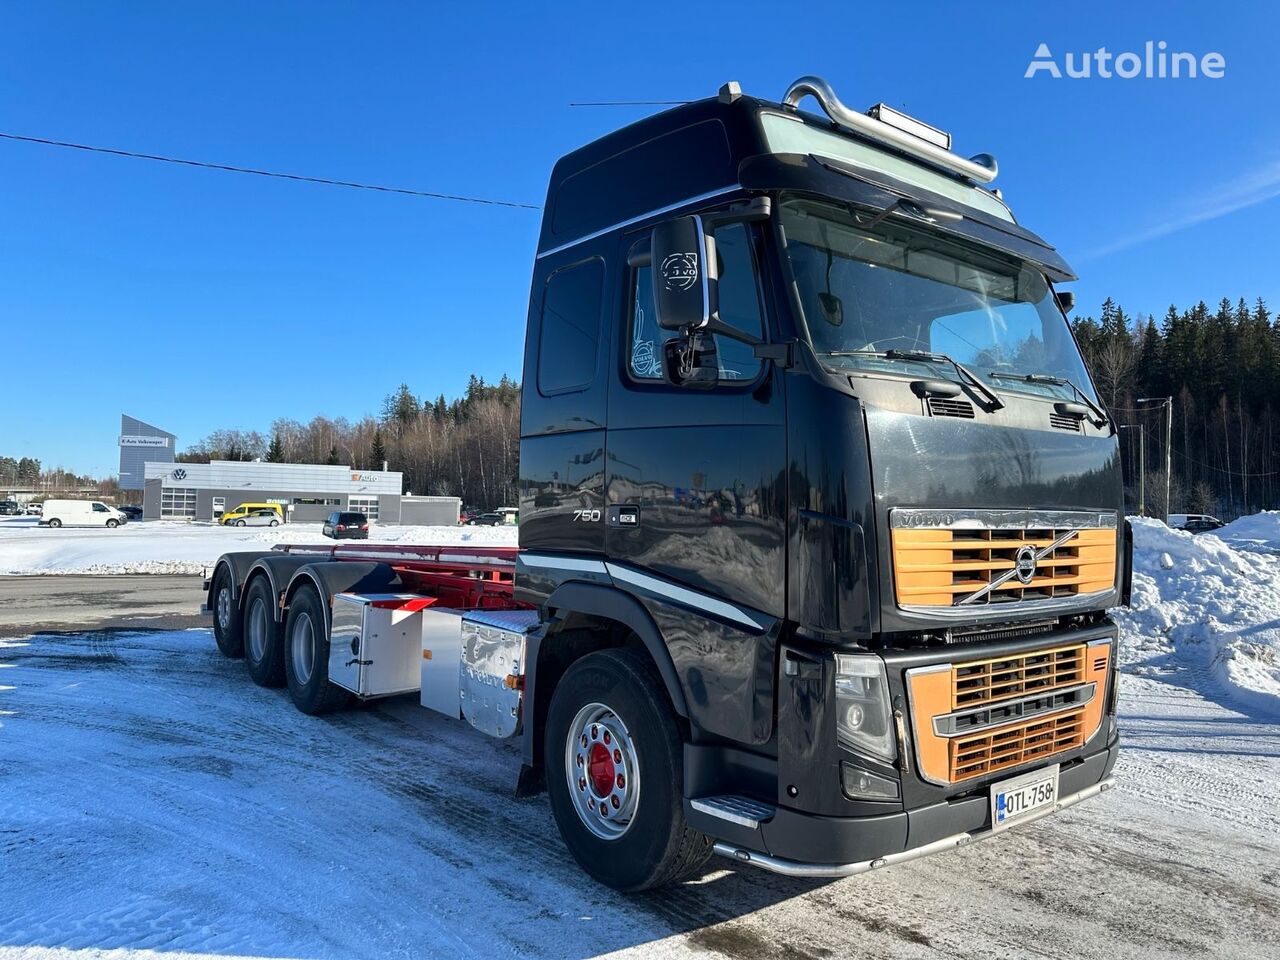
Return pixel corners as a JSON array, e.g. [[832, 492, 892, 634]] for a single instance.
[[0, 520, 518, 576], [1, 627, 1276, 960], [1114, 516, 1280, 715]]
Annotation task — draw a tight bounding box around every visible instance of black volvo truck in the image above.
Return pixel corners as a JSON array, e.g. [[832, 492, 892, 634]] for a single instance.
[[206, 74, 1131, 891]]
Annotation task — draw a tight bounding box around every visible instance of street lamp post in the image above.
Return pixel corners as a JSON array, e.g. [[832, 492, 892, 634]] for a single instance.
[[1137, 396, 1173, 522], [1118, 424, 1145, 516]]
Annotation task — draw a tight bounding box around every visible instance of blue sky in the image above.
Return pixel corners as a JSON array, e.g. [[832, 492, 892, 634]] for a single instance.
[[2, 1, 1277, 475]]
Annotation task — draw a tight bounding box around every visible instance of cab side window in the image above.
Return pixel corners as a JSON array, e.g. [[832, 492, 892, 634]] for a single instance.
[[629, 223, 764, 382], [538, 259, 604, 396]]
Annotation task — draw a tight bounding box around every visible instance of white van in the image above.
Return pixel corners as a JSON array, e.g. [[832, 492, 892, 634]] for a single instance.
[[40, 500, 128, 529]]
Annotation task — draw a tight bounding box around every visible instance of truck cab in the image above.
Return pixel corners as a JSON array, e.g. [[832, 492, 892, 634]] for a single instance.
[[206, 75, 1128, 893], [516, 76, 1126, 883]]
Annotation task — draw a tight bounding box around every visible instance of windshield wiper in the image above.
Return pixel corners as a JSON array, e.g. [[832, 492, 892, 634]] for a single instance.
[[987, 371, 1109, 426], [828, 349, 1005, 409]]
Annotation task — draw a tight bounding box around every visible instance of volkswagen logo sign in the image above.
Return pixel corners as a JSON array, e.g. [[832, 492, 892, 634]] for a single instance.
[[171, 468, 187, 481], [1014, 545, 1038, 584]]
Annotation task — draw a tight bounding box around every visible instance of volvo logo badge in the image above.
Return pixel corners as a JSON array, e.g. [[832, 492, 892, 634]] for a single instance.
[[1014, 545, 1038, 584]]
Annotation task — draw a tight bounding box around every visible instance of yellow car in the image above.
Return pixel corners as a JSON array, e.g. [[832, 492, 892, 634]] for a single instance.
[[220, 503, 284, 526]]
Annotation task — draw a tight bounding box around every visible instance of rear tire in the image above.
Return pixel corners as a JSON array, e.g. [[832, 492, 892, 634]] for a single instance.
[[211, 565, 244, 658], [284, 584, 352, 715], [235, 519, 247, 527], [48, 518, 62, 528], [242, 576, 285, 687], [545, 648, 712, 892]]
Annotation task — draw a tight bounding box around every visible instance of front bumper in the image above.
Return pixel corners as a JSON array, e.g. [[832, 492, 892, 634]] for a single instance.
[[707, 737, 1118, 875], [718, 774, 1115, 877]]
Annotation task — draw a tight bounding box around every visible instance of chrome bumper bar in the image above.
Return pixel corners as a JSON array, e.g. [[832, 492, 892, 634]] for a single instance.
[[713, 776, 1115, 879]]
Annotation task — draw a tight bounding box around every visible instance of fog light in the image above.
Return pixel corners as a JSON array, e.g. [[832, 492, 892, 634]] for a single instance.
[[841, 762, 900, 801]]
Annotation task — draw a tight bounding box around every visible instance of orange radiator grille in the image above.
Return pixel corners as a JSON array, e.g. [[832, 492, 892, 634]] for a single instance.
[[951, 709, 1086, 781], [953, 645, 1085, 709], [907, 640, 1111, 786], [891, 524, 1117, 608]]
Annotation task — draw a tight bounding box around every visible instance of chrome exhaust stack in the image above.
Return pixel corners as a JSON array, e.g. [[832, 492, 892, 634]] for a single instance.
[[782, 75, 999, 184]]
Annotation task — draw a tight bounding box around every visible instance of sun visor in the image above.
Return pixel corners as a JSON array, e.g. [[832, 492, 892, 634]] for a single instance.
[[738, 153, 1077, 282]]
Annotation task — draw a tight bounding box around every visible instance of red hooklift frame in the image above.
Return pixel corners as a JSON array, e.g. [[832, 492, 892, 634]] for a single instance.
[[272, 542, 530, 612]]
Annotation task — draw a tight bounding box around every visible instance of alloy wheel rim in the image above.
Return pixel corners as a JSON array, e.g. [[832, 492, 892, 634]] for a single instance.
[[247, 597, 268, 661], [565, 702, 640, 841], [291, 612, 315, 685]]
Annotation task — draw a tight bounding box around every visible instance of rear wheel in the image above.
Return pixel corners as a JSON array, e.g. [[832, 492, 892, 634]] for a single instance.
[[545, 648, 712, 891], [235, 519, 247, 527], [211, 565, 244, 658], [284, 584, 351, 715], [242, 576, 285, 687], [48, 518, 62, 528]]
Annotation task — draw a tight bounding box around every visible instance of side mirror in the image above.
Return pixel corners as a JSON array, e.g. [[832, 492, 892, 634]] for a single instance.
[[651, 216, 715, 331], [1055, 290, 1076, 315]]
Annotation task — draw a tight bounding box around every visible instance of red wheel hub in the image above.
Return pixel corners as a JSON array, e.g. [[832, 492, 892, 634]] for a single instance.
[[587, 741, 615, 796]]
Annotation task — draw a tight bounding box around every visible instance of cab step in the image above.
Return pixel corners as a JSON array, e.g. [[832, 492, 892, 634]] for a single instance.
[[690, 795, 776, 829]]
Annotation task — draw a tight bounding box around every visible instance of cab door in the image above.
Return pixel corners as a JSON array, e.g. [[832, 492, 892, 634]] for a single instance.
[[604, 221, 786, 620]]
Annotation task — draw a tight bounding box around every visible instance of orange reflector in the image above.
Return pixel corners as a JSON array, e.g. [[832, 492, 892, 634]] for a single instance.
[[503, 674, 524, 690], [422, 650, 432, 660]]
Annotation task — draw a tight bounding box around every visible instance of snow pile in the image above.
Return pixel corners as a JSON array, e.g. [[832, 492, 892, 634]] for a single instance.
[[1115, 516, 1280, 714], [0, 521, 517, 576], [1214, 509, 1280, 554]]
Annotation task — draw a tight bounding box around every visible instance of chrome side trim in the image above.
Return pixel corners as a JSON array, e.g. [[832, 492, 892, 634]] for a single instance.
[[931, 682, 1096, 738], [535, 186, 741, 260], [605, 563, 766, 632], [714, 777, 1115, 878], [890, 508, 1118, 530], [956, 529, 1079, 606], [519, 553, 609, 575]]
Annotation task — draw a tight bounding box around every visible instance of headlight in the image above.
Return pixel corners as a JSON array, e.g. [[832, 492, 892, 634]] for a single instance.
[[834, 654, 896, 762]]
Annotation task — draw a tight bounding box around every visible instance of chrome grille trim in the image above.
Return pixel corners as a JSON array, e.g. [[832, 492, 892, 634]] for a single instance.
[[931, 682, 1096, 737], [890, 508, 1118, 531]]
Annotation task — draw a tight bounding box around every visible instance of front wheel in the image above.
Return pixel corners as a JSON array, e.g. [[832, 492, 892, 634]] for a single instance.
[[545, 648, 712, 891], [106, 519, 119, 528], [284, 584, 351, 715], [235, 519, 247, 527], [269, 519, 279, 527], [47, 518, 62, 528]]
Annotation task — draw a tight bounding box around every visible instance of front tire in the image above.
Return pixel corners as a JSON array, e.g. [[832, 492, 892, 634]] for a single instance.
[[284, 584, 351, 715], [235, 519, 247, 527], [106, 518, 119, 528], [48, 518, 62, 528], [269, 519, 279, 527], [211, 565, 244, 658], [242, 576, 285, 687], [545, 648, 712, 891]]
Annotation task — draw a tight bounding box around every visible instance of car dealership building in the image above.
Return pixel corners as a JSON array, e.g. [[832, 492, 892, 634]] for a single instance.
[[140, 460, 457, 525]]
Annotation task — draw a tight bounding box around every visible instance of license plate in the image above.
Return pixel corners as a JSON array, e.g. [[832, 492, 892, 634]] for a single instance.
[[990, 763, 1059, 831]]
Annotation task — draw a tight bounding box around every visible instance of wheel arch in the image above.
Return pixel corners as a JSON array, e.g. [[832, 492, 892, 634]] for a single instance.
[[282, 560, 403, 637], [521, 581, 690, 783]]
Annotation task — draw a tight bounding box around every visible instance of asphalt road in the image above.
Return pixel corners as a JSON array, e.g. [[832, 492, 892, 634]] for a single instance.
[[0, 576, 1277, 959], [0, 574, 206, 637]]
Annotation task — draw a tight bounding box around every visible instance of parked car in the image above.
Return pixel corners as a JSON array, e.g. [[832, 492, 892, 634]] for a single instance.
[[1184, 517, 1225, 534], [464, 512, 504, 526], [1169, 513, 1223, 532], [40, 500, 128, 528], [0, 500, 21, 516], [228, 508, 281, 528], [323, 511, 369, 539], [220, 502, 284, 526], [25, 503, 42, 515], [118, 505, 144, 521]]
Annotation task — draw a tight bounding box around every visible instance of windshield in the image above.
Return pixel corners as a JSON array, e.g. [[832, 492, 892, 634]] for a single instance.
[[777, 197, 1098, 402]]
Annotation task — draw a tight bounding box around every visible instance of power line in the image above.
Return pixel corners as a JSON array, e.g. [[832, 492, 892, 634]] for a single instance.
[[568, 100, 690, 106], [0, 131, 540, 210]]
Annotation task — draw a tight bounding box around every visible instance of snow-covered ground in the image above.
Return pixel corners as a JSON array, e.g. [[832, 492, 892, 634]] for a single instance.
[[0, 520, 518, 576], [1117, 513, 1280, 713]]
